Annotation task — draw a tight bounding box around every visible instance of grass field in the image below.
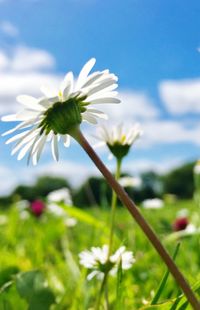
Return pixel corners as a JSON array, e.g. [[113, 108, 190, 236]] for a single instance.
[[0, 199, 199, 309]]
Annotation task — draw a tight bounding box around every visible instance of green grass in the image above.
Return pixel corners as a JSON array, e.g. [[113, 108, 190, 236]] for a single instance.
[[0, 200, 199, 309]]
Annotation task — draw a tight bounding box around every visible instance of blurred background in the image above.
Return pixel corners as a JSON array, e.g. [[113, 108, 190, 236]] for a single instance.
[[0, 0, 200, 202]]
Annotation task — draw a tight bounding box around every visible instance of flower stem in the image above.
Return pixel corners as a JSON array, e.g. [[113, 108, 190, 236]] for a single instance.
[[108, 158, 122, 257], [95, 272, 109, 310], [73, 129, 200, 310]]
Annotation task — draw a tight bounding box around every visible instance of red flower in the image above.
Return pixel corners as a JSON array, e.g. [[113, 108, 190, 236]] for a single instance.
[[173, 217, 188, 231], [30, 200, 45, 217]]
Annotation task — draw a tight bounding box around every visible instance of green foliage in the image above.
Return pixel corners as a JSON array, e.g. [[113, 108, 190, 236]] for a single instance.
[[163, 162, 195, 199], [16, 270, 55, 310], [0, 200, 199, 309], [12, 176, 71, 201], [74, 176, 111, 207]]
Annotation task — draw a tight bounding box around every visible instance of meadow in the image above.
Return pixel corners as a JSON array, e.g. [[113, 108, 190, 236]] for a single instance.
[[0, 199, 199, 309]]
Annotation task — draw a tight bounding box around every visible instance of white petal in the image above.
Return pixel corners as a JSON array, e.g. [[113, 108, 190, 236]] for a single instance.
[[86, 108, 108, 120], [62, 135, 70, 147], [81, 71, 104, 88], [86, 82, 118, 98], [17, 139, 36, 161], [17, 95, 45, 111], [76, 58, 96, 90], [32, 135, 47, 165], [11, 129, 39, 155], [88, 97, 120, 105], [5, 130, 30, 144], [26, 134, 41, 165], [82, 113, 97, 124], [16, 110, 40, 121], [51, 135, 59, 161], [2, 120, 35, 136], [38, 97, 52, 108], [60, 72, 74, 101], [1, 114, 18, 122], [40, 85, 58, 98]]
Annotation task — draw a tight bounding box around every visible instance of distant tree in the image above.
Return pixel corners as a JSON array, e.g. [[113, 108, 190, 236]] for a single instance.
[[163, 162, 195, 199], [34, 176, 71, 197], [125, 171, 163, 203], [74, 176, 111, 208], [12, 176, 71, 201]]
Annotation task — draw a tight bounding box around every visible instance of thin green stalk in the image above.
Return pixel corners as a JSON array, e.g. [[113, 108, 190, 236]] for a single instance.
[[73, 129, 200, 310], [108, 158, 122, 257], [151, 242, 181, 305], [95, 159, 122, 309], [95, 273, 109, 310]]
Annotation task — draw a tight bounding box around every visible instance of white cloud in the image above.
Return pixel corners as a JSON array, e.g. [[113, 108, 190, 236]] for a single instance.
[[0, 21, 19, 37], [159, 79, 200, 114], [0, 45, 55, 72], [0, 166, 18, 195], [0, 45, 59, 114], [123, 157, 185, 175], [0, 72, 61, 114], [98, 90, 159, 122], [142, 120, 200, 146]]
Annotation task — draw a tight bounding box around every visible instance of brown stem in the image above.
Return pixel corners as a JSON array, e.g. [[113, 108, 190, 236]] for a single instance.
[[74, 129, 200, 310]]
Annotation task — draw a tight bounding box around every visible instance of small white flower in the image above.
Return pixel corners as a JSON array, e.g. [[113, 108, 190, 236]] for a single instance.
[[0, 215, 8, 225], [142, 198, 164, 209], [79, 245, 135, 280], [194, 160, 200, 175], [47, 188, 72, 206], [95, 123, 142, 160], [47, 188, 77, 225], [2, 58, 120, 165], [64, 217, 77, 227], [119, 176, 142, 188]]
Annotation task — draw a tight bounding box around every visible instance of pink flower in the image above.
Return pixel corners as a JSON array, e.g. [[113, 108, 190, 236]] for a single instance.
[[173, 217, 188, 231], [30, 200, 45, 217]]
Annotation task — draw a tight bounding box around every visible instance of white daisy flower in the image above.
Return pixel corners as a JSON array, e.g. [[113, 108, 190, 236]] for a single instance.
[[79, 245, 135, 281], [95, 123, 142, 160], [47, 188, 72, 206], [142, 198, 164, 209], [119, 176, 142, 188], [47, 188, 77, 226], [194, 160, 200, 175], [2, 58, 120, 165]]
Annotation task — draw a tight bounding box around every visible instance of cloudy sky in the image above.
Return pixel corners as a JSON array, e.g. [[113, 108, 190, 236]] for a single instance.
[[0, 0, 200, 195]]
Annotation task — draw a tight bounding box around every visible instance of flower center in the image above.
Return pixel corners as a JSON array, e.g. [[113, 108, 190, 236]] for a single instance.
[[39, 98, 86, 135], [107, 142, 131, 160]]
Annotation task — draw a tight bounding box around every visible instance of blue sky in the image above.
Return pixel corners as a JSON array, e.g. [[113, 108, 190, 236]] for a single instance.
[[0, 0, 200, 194]]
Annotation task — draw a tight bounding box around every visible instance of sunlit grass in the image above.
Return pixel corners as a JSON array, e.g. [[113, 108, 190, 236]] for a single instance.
[[0, 200, 199, 309]]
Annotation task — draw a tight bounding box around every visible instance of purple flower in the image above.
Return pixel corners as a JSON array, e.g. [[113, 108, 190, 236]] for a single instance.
[[30, 200, 45, 217]]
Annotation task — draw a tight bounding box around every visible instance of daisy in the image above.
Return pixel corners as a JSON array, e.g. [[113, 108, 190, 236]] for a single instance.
[[95, 123, 142, 160], [142, 198, 164, 210], [47, 188, 72, 206], [79, 245, 135, 280], [2, 58, 120, 165], [119, 176, 142, 188], [194, 160, 200, 175]]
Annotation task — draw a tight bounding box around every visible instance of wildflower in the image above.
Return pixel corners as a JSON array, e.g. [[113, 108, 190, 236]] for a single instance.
[[0, 215, 8, 225], [142, 198, 164, 209], [119, 176, 142, 188], [47, 188, 77, 226], [173, 217, 189, 231], [47, 188, 72, 206], [30, 199, 45, 217], [79, 245, 135, 280], [2, 59, 120, 165], [95, 123, 142, 160], [64, 217, 77, 227], [194, 160, 200, 175]]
